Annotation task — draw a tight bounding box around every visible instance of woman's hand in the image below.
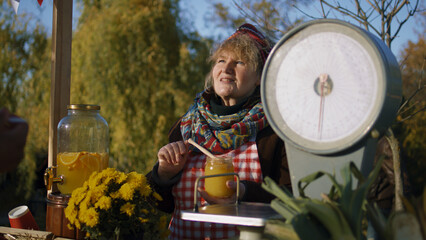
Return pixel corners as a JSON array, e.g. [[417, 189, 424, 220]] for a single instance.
[[198, 180, 246, 205], [157, 140, 188, 182]]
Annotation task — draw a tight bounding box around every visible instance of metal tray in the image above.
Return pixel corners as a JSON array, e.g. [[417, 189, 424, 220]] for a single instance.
[[180, 202, 282, 227]]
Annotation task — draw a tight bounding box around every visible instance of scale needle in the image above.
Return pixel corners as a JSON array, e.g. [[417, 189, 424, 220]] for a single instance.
[[318, 73, 328, 139]]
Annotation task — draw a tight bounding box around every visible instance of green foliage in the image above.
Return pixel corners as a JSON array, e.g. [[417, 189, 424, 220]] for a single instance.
[[71, 0, 210, 173], [262, 157, 385, 240], [397, 37, 426, 195], [0, 1, 45, 111], [0, 0, 49, 211]]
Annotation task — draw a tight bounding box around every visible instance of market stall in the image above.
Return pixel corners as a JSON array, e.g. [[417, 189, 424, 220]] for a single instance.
[[2, 2, 407, 239]]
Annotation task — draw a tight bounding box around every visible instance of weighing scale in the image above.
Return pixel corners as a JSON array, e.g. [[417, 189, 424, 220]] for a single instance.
[[181, 19, 402, 239], [261, 19, 402, 197]]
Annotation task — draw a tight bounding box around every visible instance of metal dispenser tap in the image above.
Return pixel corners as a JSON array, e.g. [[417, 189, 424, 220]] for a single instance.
[[44, 166, 63, 190]]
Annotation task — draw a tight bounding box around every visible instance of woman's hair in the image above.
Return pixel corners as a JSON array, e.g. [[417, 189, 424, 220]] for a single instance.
[[204, 24, 272, 91]]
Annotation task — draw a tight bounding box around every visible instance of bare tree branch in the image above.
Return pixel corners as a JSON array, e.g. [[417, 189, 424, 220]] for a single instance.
[[318, 0, 420, 48], [400, 106, 426, 122], [294, 4, 320, 19], [398, 57, 425, 116], [399, 98, 425, 117], [389, 0, 420, 44]]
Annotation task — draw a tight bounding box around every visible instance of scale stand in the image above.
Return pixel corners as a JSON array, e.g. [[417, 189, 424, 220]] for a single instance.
[[286, 136, 379, 198]]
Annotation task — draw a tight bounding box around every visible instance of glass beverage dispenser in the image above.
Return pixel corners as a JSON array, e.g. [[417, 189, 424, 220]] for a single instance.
[[49, 104, 109, 194], [44, 104, 109, 238]]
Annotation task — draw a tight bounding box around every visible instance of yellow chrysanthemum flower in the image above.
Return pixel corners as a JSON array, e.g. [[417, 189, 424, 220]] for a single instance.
[[81, 192, 92, 208], [127, 171, 146, 189], [95, 196, 112, 210], [119, 183, 134, 201], [140, 185, 152, 197], [109, 191, 120, 199], [103, 175, 113, 186], [152, 192, 163, 201], [140, 209, 149, 215], [65, 168, 167, 239], [116, 171, 127, 184], [78, 197, 90, 215], [73, 219, 81, 230], [91, 185, 107, 203], [64, 205, 78, 225], [88, 173, 101, 189], [101, 168, 116, 177], [71, 186, 88, 205], [81, 207, 99, 227], [120, 202, 135, 216], [67, 223, 74, 230]]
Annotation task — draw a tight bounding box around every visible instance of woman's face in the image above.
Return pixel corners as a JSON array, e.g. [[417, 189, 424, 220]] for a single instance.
[[212, 51, 260, 106]]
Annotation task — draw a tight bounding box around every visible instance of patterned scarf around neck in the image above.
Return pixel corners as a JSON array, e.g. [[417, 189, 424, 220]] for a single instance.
[[180, 91, 268, 155]]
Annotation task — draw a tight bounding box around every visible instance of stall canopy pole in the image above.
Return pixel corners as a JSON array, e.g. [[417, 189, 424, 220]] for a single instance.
[[48, 0, 72, 193]]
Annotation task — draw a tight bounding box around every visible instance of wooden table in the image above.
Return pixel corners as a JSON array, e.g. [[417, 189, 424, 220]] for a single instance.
[[0, 227, 72, 240]]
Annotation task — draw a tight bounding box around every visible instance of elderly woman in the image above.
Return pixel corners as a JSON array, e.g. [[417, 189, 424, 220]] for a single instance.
[[147, 23, 291, 240]]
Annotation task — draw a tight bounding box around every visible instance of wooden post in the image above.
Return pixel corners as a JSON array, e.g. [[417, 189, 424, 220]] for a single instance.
[[48, 0, 72, 192]]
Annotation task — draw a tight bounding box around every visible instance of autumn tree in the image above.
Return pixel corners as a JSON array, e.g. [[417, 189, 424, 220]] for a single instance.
[[398, 35, 425, 195], [71, 0, 211, 173], [0, 0, 49, 215]]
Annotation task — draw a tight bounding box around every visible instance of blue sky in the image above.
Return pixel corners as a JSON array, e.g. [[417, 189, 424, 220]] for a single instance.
[[14, 0, 421, 57]]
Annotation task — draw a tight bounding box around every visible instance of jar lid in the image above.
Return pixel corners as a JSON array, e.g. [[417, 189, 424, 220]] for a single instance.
[[207, 156, 232, 164], [67, 104, 100, 110]]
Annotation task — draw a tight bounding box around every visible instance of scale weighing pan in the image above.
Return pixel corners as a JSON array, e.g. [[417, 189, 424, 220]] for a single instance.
[[181, 202, 282, 227], [180, 173, 283, 227]]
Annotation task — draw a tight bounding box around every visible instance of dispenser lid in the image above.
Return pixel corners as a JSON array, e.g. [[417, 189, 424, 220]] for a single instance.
[[67, 104, 100, 110]]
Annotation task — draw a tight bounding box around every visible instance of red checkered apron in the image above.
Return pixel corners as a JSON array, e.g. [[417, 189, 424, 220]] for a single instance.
[[168, 138, 262, 240]]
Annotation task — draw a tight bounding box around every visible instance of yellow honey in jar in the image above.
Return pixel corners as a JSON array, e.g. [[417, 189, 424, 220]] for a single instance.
[[57, 151, 108, 194], [204, 157, 234, 198]]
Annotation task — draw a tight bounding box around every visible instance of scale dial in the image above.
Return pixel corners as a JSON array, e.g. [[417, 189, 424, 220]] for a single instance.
[[262, 19, 401, 154]]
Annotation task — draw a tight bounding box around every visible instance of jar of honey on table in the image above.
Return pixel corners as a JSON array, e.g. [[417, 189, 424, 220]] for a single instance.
[[204, 156, 235, 198]]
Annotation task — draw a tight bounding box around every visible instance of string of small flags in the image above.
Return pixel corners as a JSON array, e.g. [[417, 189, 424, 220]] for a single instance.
[[10, 0, 44, 15]]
